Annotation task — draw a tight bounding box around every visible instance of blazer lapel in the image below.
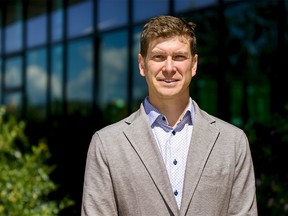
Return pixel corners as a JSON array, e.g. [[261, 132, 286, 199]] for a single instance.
[[180, 101, 220, 216], [123, 105, 179, 216]]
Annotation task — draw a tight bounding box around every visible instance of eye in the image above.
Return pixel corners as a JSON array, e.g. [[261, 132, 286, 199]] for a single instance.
[[152, 55, 165, 61], [173, 55, 188, 61]]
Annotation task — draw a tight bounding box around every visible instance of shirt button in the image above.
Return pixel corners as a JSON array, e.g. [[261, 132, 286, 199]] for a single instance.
[[172, 130, 176, 135], [174, 190, 178, 196], [173, 159, 177, 165]]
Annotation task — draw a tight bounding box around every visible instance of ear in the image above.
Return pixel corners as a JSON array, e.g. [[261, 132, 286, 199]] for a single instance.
[[138, 54, 146, 77], [191, 54, 198, 77]]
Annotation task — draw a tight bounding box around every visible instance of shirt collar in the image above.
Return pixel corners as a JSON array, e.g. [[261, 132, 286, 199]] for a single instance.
[[143, 96, 195, 127]]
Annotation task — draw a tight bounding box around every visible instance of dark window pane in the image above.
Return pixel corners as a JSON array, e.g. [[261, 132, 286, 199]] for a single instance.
[[247, 84, 270, 123], [68, 0, 93, 38], [133, 0, 168, 22], [98, 31, 128, 122], [5, 56, 22, 88], [183, 11, 218, 115], [132, 26, 147, 110], [51, 0, 63, 42], [67, 38, 93, 116], [230, 80, 244, 126], [224, 1, 276, 123], [26, 48, 47, 121], [5, 22, 23, 53], [4, 0, 23, 53], [98, 0, 128, 30], [0, 11, 2, 55], [27, 0, 47, 47], [175, 0, 216, 12], [197, 79, 218, 115], [51, 44, 63, 115]]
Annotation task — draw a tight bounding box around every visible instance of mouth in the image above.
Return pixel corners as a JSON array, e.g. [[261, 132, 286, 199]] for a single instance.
[[159, 79, 177, 83], [165, 80, 174, 83]]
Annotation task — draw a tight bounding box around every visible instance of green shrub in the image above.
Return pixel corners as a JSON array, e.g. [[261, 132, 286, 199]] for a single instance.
[[245, 104, 288, 215], [0, 106, 74, 215]]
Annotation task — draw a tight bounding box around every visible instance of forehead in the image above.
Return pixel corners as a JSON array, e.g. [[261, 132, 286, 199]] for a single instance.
[[148, 36, 191, 53]]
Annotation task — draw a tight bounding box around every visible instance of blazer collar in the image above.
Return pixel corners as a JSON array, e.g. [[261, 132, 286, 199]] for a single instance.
[[123, 101, 219, 215], [180, 100, 219, 215], [123, 104, 180, 215]]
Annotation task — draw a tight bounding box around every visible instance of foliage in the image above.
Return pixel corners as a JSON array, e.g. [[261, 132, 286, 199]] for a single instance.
[[245, 104, 288, 215], [0, 106, 74, 216]]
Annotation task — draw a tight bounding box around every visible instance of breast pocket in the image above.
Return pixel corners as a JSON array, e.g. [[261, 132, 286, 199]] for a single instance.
[[192, 164, 232, 215], [201, 163, 231, 186]]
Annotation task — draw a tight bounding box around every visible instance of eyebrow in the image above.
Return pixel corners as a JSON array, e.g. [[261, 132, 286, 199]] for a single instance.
[[150, 50, 190, 55]]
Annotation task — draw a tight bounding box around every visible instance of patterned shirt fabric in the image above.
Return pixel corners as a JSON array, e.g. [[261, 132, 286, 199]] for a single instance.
[[143, 97, 194, 209]]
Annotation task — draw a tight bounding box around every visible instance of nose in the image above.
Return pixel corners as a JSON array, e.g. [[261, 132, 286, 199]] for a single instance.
[[163, 57, 175, 72]]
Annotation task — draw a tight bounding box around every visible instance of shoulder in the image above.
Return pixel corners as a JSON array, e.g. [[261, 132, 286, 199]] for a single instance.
[[192, 100, 245, 136], [94, 107, 143, 136], [213, 114, 244, 134], [192, 101, 250, 157]]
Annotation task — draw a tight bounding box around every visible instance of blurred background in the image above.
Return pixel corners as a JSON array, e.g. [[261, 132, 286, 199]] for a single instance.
[[0, 0, 287, 215]]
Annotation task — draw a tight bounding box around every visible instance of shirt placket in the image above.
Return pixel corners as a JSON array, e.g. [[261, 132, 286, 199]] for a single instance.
[[169, 127, 183, 208]]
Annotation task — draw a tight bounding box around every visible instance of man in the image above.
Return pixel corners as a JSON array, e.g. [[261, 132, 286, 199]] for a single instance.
[[81, 15, 258, 216]]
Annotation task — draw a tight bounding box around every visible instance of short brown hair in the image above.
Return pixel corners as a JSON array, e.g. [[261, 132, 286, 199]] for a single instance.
[[140, 15, 197, 57]]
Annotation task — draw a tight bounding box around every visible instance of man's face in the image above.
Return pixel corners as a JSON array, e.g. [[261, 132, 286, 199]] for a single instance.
[[138, 36, 198, 102]]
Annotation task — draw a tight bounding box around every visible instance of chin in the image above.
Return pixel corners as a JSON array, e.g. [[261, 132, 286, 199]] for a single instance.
[[157, 92, 180, 99]]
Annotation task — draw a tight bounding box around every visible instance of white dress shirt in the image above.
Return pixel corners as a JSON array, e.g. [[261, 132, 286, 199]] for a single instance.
[[143, 97, 194, 208]]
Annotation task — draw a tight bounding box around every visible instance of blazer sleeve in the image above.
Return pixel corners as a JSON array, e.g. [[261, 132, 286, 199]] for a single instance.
[[228, 131, 258, 215], [81, 133, 118, 216]]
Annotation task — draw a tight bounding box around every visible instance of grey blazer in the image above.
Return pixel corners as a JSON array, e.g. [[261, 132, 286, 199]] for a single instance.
[[81, 100, 258, 216]]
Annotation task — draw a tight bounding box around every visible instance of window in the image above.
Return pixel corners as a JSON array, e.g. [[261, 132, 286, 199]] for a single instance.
[[175, 0, 217, 12], [4, 0, 23, 53], [132, 26, 147, 110], [27, 0, 47, 47], [197, 79, 218, 115], [133, 0, 169, 22], [5, 56, 22, 88], [51, 0, 64, 42], [230, 80, 244, 126], [67, 38, 93, 116], [51, 44, 63, 115], [98, 0, 128, 30], [2, 57, 23, 115], [26, 48, 48, 121], [225, 1, 277, 123], [0, 11, 2, 55], [68, 0, 93, 38], [247, 83, 270, 123], [98, 31, 128, 122]]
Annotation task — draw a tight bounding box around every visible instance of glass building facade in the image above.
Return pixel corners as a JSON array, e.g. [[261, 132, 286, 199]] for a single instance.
[[0, 0, 287, 214]]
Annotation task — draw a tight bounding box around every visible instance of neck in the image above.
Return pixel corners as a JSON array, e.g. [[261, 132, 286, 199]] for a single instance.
[[149, 96, 190, 127]]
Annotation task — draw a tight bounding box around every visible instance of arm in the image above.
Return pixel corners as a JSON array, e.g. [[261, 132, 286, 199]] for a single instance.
[[81, 133, 118, 216], [228, 131, 258, 216]]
